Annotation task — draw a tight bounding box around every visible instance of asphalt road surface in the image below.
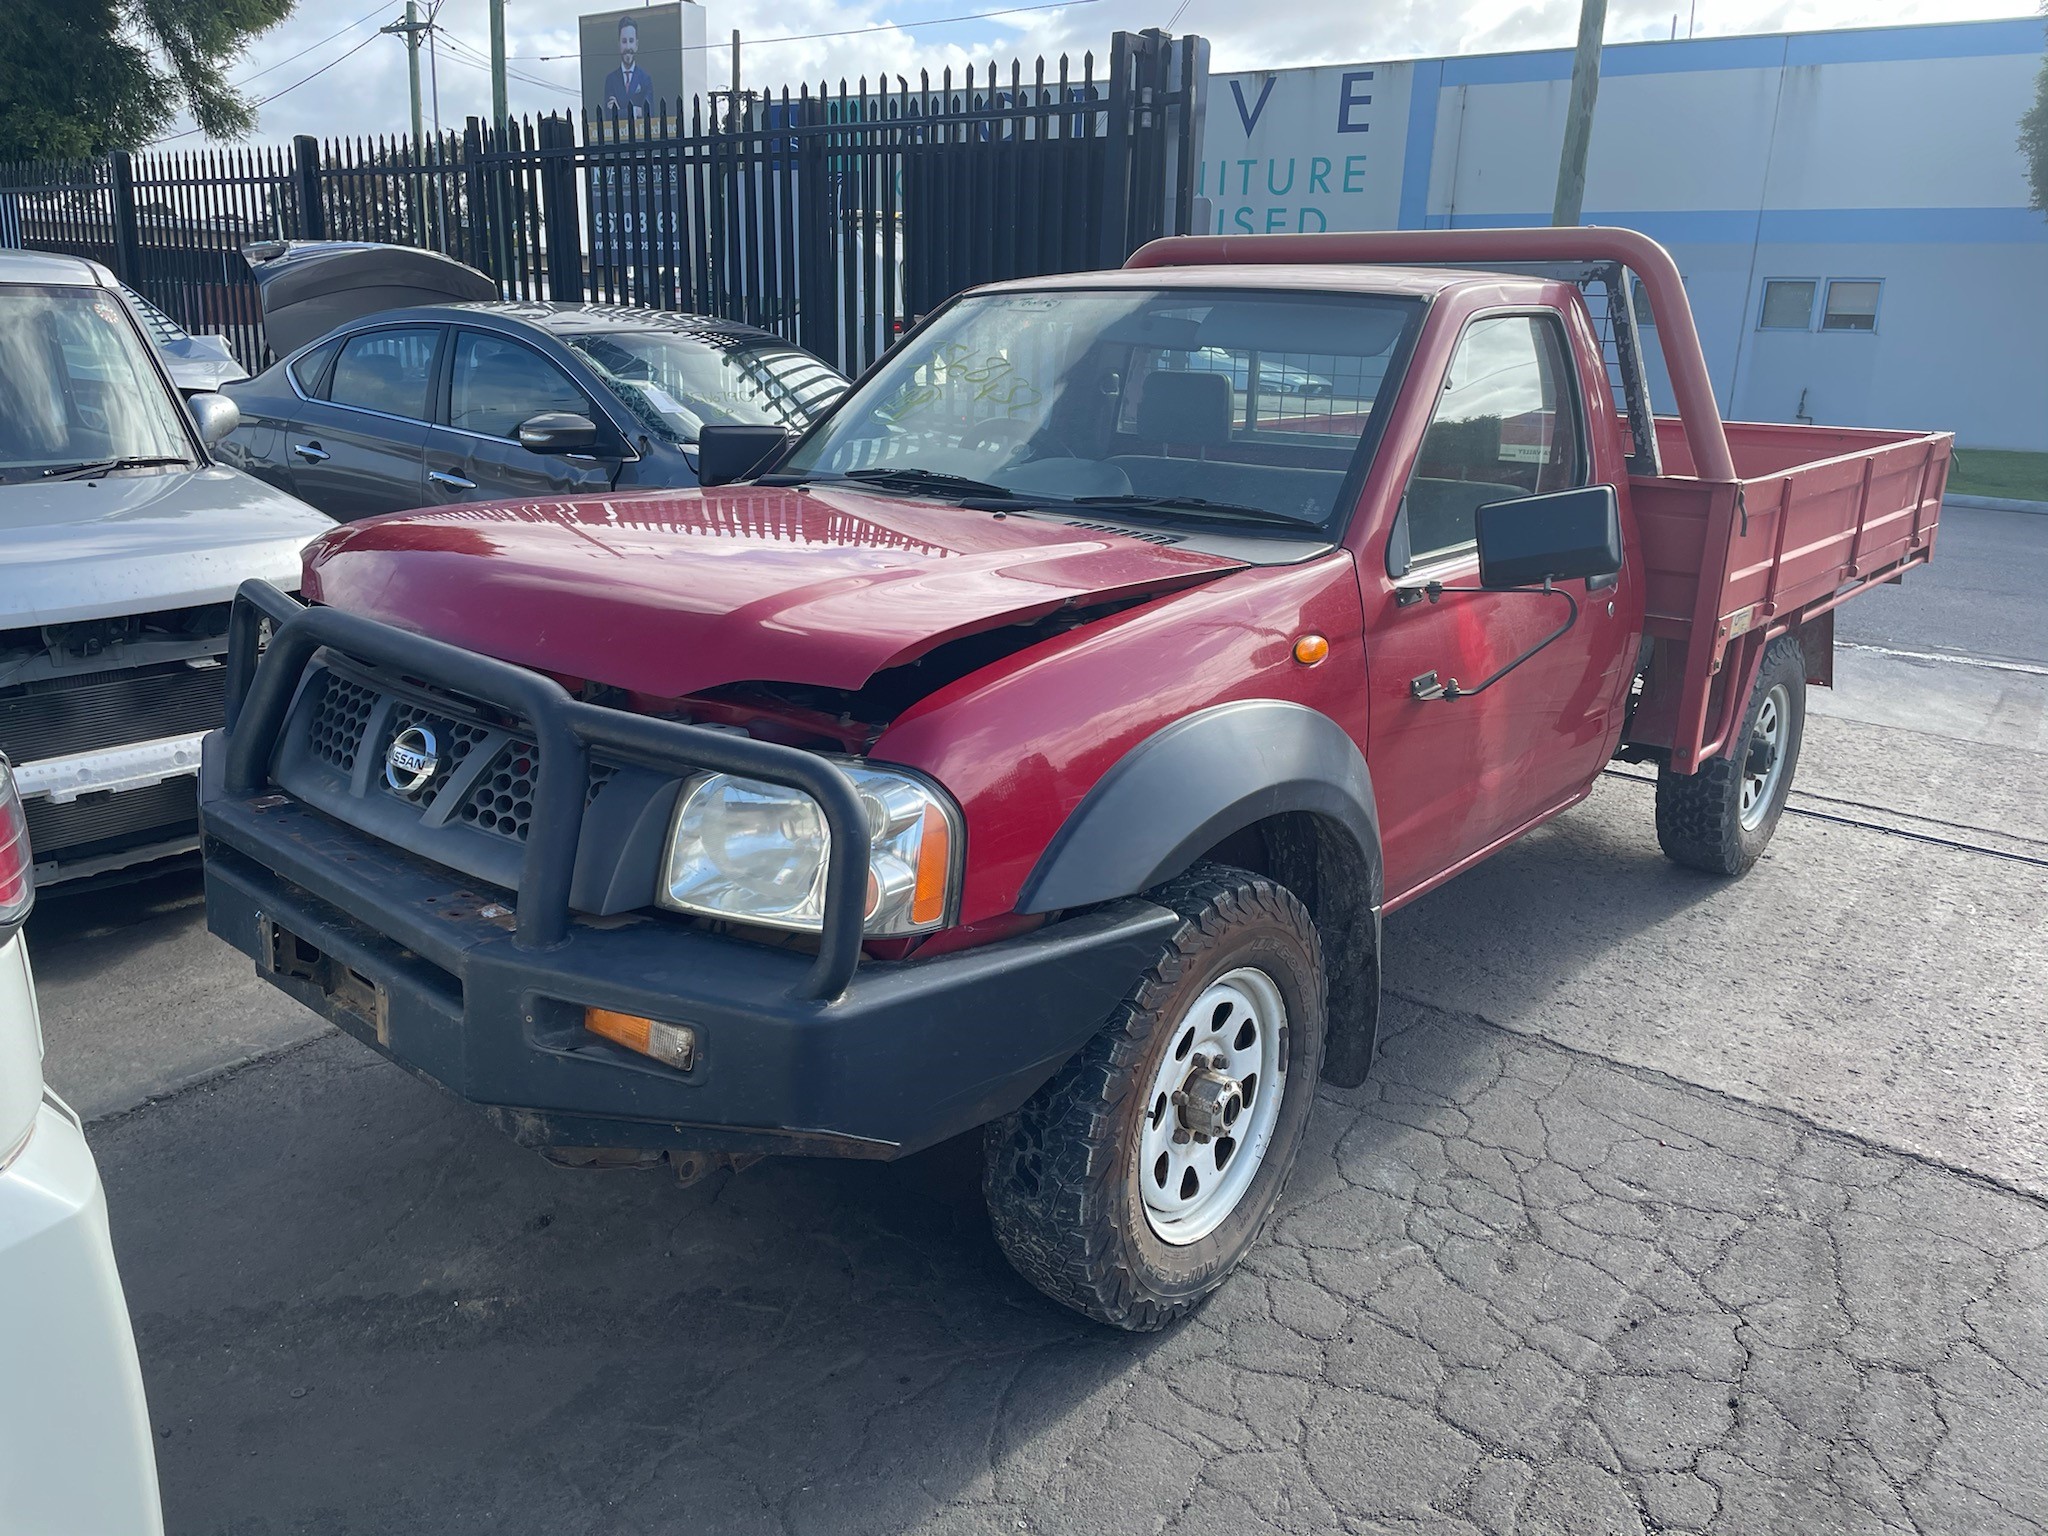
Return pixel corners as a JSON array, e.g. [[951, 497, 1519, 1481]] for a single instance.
[[28, 503, 2048, 1535]]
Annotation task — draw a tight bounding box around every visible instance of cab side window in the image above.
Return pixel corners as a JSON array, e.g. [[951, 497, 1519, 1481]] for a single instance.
[[1398, 313, 1585, 570], [328, 327, 441, 422], [448, 332, 590, 440]]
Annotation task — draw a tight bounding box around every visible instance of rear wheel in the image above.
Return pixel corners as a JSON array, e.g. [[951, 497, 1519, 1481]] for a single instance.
[[982, 865, 1327, 1331], [1655, 634, 1807, 876]]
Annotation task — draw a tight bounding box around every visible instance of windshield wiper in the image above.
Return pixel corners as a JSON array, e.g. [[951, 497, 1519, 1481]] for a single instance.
[[1070, 494, 1317, 531], [38, 455, 191, 481], [839, 466, 1019, 500]]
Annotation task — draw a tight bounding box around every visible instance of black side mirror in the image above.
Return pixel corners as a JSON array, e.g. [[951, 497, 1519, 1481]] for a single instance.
[[697, 423, 794, 486], [517, 412, 600, 455], [1476, 485, 1622, 590]]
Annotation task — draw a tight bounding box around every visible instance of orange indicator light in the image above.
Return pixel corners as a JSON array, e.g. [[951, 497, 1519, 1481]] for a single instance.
[[585, 1008, 697, 1071], [911, 802, 953, 926], [1293, 634, 1330, 666]]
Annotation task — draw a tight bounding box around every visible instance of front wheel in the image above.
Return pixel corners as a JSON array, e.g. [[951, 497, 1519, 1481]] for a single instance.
[[1655, 633, 1807, 876], [982, 865, 1327, 1331]]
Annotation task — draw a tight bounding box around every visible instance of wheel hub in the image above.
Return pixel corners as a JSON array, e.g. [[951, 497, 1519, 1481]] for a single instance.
[[1739, 683, 1792, 831], [1138, 968, 1290, 1246], [1171, 1056, 1244, 1142]]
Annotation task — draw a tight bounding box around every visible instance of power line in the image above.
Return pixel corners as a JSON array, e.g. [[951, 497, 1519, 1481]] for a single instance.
[[509, 0, 1102, 61], [232, 2, 394, 89], [144, 28, 388, 146], [436, 29, 578, 98]]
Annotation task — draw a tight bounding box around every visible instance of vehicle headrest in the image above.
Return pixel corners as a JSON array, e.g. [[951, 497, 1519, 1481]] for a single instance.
[[1134, 370, 1232, 446]]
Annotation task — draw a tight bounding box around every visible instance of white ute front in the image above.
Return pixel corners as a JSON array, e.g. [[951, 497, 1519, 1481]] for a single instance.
[[0, 760, 164, 1534]]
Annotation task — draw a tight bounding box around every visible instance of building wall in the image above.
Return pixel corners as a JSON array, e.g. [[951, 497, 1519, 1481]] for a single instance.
[[1209, 20, 2048, 451]]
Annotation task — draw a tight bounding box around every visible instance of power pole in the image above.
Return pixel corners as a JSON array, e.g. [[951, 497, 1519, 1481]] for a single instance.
[[489, 0, 508, 125], [381, 1, 429, 149], [1551, 0, 1608, 226], [428, 14, 442, 139], [731, 30, 742, 119]]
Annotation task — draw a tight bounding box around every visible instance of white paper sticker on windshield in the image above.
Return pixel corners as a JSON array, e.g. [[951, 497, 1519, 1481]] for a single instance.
[[631, 380, 704, 436]]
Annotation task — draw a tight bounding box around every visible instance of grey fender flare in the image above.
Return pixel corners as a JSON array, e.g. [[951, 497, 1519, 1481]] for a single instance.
[[1018, 700, 1382, 915], [1017, 700, 1384, 1086]]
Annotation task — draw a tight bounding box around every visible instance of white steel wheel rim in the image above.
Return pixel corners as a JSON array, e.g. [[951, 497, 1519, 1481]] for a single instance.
[[1137, 966, 1288, 1246], [1740, 683, 1791, 831]]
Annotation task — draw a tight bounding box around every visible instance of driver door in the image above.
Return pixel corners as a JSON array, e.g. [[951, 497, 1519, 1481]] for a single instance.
[[423, 329, 618, 504], [1365, 309, 1637, 902]]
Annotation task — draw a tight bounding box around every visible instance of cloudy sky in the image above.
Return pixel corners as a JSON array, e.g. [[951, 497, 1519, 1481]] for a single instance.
[[153, 0, 2041, 146]]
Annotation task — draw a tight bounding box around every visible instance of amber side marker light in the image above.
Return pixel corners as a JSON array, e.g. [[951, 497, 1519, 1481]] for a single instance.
[[1293, 634, 1330, 666], [585, 1008, 697, 1071]]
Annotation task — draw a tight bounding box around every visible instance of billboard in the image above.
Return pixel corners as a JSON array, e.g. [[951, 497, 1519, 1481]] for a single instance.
[[579, 3, 708, 124]]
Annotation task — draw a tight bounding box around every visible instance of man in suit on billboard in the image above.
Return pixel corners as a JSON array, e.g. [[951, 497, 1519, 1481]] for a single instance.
[[603, 14, 655, 121]]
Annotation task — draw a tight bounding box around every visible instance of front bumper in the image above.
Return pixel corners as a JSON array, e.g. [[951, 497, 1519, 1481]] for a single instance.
[[15, 735, 207, 885], [203, 766, 1177, 1159]]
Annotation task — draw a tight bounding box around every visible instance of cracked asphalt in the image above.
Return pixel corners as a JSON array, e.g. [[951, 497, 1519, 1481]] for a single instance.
[[28, 504, 2048, 1533]]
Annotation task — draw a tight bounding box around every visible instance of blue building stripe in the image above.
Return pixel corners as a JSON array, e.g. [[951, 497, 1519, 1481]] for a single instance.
[[1601, 35, 1786, 76], [1424, 206, 2048, 245], [1442, 50, 1574, 87], [1784, 19, 2045, 66], [1398, 60, 1444, 231], [1423, 17, 2039, 90]]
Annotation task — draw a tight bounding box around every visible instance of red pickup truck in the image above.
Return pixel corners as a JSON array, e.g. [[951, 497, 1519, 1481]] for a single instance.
[[201, 228, 1948, 1329]]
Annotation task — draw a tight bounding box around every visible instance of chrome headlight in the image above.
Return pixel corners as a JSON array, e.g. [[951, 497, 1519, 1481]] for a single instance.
[[659, 761, 960, 935]]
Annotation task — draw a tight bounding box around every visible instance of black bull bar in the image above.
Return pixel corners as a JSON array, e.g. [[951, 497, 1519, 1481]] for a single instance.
[[221, 579, 871, 1000]]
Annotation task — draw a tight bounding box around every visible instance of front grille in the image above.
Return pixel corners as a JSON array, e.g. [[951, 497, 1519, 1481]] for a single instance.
[[307, 672, 377, 771], [459, 740, 620, 842], [292, 666, 618, 846], [463, 738, 538, 839], [0, 663, 227, 763], [374, 702, 489, 805], [25, 775, 198, 861]]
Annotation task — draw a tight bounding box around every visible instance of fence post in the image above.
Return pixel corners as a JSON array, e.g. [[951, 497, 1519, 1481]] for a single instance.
[[537, 114, 583, 301], [1163, 33, 1209, 238], [1095, 34, 1134, 267], [462, 118, 491, 276], [292, 135, 326, 240], [108, 152, 141, 283]]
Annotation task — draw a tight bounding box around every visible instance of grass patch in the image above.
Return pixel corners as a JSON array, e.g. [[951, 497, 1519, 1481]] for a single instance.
[[1947, 448, 2048, 503]]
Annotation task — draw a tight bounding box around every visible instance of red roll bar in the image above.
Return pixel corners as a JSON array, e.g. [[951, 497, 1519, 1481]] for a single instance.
[[1125, 226, 1736, 485]]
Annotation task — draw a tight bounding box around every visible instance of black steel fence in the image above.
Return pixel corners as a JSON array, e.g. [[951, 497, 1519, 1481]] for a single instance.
[[0, 30, 1205, 377]]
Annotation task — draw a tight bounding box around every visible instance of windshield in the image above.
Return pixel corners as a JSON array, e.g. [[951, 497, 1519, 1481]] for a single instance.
[[565, 329, 846, 445], [779, 287, 1420, 533], [0, 283, 192, 483]]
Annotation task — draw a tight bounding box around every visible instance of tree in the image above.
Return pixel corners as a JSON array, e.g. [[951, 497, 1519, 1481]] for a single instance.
[[2024, 9, 2048, 215], [0, 0, 295, 162]]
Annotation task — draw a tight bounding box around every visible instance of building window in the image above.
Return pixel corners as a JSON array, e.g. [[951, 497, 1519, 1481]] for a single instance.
[[1821, 279, 1882, 333], [1758, 280, 1817, 331]]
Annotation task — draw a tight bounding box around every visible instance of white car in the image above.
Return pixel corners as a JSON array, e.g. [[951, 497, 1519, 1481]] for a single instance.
[[0, 248, 334, 887], [0, 759, 164, 1534]]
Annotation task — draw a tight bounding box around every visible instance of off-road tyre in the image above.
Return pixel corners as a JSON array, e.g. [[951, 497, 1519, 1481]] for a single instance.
[[1655, 633, 1807, 876], [982, 864, 1327, 1331]]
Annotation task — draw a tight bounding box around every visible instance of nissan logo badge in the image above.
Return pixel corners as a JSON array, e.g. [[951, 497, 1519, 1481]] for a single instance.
[[385, 725, 440, 795]]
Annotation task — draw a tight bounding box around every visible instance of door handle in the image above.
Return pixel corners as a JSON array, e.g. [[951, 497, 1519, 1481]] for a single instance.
[[428, 470, 477, 491], [291, 442, 328, 463]]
